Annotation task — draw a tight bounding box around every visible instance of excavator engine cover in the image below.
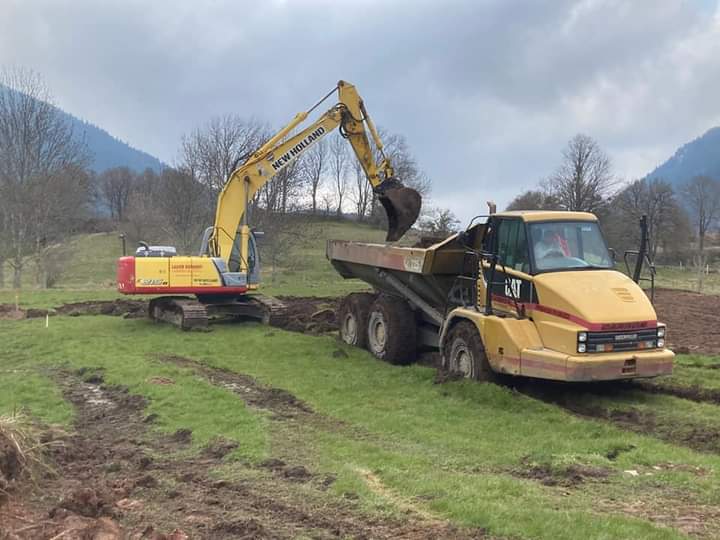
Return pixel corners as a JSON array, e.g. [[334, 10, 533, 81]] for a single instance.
[[378, 181, 422, 242]]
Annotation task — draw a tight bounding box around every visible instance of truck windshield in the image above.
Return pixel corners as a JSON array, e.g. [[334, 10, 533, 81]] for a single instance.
[[529, 221, 613, 272]]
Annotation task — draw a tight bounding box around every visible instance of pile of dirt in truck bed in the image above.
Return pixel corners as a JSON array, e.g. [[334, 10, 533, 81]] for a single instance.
[[652, 288, 720, 356]]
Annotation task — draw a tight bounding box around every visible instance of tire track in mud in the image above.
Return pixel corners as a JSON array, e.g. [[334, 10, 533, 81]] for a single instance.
[[4, 368, 491, 539], [505, 379, 720, 455], [152, 355, 492, 539]]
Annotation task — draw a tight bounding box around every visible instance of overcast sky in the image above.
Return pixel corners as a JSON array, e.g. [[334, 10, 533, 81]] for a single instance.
[[2, 0, 719, 222]]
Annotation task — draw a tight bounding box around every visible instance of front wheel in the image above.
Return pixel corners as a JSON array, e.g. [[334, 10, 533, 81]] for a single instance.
[[442, 321, 493, 380]]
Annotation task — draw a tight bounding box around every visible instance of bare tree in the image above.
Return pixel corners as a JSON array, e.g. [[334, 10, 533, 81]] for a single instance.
[[328, 133, 348, 216], [99, 166, 135, 221], [0, 67, 89, 287], [682, 175, 720, 291], [419, 207, 460, 237], [610, 178, 688, 259], [181, 115, 268, 195], [506, 190, 559, 211], [544, 134, 616, 213], [350, 160, 372, 220], [156, 167, 214, 254], [301, 138, 327, 214]]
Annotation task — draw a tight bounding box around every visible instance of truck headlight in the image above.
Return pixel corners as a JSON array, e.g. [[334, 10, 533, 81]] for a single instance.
[[578, 343, 587, 353], [657, 338, 665, 348], [657, 326, 665, 338], [578, 332, 587, 343]]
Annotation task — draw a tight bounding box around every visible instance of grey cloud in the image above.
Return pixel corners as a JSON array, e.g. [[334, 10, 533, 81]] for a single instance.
[[1, 0, 718, 221]]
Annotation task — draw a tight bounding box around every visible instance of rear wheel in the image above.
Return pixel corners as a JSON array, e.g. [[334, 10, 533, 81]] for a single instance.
[[366, 295, 416, 365], [442, 321, 493, 380], [338, 293, 375, 348]]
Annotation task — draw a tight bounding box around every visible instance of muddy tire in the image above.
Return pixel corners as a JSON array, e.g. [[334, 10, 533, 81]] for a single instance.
[[338, 293, 375, 348], [442, 321, 493, 380], [366, 295, 416, 365]]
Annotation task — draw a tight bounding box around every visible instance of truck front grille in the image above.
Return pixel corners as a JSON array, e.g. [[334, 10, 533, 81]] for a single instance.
[[585, 329, 659, 353]]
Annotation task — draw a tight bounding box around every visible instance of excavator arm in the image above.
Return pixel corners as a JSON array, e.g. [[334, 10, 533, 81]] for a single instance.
[[208, 81, 421, 271]]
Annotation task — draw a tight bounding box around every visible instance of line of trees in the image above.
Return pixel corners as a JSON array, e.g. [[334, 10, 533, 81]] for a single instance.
[[507, 133, 720, 291]]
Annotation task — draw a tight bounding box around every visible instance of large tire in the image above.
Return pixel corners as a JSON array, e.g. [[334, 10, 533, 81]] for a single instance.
[[366, 295, 417, 365], [442, 321, 493, 380], [338, 292, 375, 348]]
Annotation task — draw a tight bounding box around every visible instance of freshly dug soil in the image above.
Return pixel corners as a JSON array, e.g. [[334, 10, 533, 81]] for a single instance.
[[653, 288, 720, 355]]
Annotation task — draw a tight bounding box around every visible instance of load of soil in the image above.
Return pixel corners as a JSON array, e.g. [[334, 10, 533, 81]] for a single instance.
[[653, 288, 720, 355], [0, 369, 490, 540]]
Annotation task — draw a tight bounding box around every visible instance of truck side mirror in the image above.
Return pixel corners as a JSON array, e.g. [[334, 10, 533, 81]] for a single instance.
[[608, 248, 617, 262]]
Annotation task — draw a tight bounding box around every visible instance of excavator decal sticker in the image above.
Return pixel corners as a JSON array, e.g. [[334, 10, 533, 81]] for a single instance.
[[269, 126, 327, 172]]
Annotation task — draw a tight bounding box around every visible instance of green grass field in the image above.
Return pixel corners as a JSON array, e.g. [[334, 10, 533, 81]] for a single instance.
[[2, 219, 720, 538], [2, 315, 720, 539]]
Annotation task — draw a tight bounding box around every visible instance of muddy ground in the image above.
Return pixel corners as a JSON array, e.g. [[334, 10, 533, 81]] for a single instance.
[[1, 287, 718, 354], [2, 288, 720, 538], [0, 369, 489, 539], [652, 288, 720, 355]]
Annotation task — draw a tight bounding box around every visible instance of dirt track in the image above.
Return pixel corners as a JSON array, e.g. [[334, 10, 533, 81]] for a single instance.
[[0, 370, 489, 540]]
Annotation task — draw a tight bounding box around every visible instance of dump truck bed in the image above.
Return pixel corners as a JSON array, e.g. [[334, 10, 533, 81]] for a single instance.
[[327, 235, 474, 324]]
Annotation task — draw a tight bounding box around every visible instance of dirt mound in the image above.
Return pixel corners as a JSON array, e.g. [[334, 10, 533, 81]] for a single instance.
[[0, 299, 147, 321], [0, 432, 22, 504], [653, 288, 720, 355], [0, 304, 23, 320], [513, 458, 611, 487], [54, 299, 147, 318], [274, 296, 339, 334]]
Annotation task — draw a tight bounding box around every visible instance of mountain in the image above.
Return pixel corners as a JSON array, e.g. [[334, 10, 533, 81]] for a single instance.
[[645, 127, 720, 186], [1, 84, 164, 173], [69, 116, 164, 173]]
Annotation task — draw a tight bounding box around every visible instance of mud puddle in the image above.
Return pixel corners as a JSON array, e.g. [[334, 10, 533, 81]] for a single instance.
[[1, 368, 490, 539]]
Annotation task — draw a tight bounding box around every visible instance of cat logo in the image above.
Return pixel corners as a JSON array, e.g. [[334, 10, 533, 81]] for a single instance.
[[505, 278, 522, 298]]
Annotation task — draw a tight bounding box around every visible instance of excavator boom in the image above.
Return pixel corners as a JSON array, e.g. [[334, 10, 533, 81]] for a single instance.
[[210, 81, 421, 266]]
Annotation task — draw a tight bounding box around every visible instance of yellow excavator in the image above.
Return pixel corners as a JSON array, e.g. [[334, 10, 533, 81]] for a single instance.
[[116, 81, 421, 328]]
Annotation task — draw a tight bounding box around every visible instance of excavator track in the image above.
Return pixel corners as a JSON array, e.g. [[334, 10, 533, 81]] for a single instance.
[[248, 294, 289, 327], [147, 294, 288, 330], [149, 297, 209, 331]]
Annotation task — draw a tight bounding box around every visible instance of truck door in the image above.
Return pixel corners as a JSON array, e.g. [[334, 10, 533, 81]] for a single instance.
[[481, 218, 535, 315]]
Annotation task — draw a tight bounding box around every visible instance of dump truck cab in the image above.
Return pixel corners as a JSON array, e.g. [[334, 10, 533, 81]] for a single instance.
[[442, 210, 672, 381], [328, 210, 673, 382]]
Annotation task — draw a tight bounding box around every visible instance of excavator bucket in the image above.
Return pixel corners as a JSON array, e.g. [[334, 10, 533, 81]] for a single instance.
[[379, 184, 422, 242]]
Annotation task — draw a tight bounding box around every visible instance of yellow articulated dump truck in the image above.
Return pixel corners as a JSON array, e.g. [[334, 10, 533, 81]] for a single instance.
[[327, 209, 673, 382]]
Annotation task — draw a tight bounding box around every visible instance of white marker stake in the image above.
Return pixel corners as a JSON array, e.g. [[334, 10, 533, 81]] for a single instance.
[[46, 314, 49, 328]]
